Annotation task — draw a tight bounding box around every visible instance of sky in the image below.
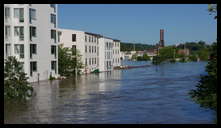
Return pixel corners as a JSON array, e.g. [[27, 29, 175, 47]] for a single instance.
[[58, 4, 217, 45]]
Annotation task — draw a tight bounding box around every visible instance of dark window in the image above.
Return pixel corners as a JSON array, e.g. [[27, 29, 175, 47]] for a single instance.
[[85, 58, 87, 66], [50, 14, 56, 27], [30, 26, 36, 40], [51, 30, 56, 42], [51, 45, 57, 58], [30, 61, 37, 76], [30, 44, 37, 59], [50, 4, 56, 12], [5, 7, 10, 20], [51, 61, 57, 73], [29, 8, 36, 23], [72, 34, 76, 42]]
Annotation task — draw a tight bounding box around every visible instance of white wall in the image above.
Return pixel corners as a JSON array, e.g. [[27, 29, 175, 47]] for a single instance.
[[4, 4, 59, 82]]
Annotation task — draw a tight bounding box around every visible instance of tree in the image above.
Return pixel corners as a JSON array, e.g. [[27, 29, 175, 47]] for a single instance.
[[4, 56, 33, 100], [208, 4, 217, 19], [142, 53, 150, 61], [189, 5, 217, 113], [189, 42, 217, 110], [58, 45, 84, 77]]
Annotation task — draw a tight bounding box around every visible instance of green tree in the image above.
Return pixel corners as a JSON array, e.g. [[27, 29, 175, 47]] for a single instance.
[[58, 45, 84, 77], [143, 53, 150, 61], [131, 54, 137, 60], [4, 56, 33, 100], [189, 5, 217, 115], [189, 42, 217, 110]]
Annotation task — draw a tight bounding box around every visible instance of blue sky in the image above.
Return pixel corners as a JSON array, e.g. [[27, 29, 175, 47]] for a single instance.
[[58, 4, 217, 45]]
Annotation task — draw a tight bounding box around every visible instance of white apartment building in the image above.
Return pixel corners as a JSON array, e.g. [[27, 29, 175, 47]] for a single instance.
[[58, 29, 121, 73], [112, 39, 121, 67], [58, 29, 101, 74], [4, 4, 59, 82], [98, 36, 114, 72]]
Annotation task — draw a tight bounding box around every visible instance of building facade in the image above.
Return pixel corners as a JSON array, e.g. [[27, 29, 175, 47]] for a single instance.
[[4, 4, 59, 82], [58, 29, 102, 74], [58, 29, 121, 73], [112, 39, 121, 67]]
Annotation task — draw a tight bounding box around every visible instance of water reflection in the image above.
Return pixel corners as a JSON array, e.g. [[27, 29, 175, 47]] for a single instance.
[[4, 61, 215, 124]]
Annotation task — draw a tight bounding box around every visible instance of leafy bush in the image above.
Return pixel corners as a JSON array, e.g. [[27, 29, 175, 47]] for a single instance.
[[4, 56, 33, 100]]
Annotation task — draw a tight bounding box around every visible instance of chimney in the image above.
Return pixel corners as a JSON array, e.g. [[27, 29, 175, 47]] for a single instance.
[[160, 29, 164, 47]]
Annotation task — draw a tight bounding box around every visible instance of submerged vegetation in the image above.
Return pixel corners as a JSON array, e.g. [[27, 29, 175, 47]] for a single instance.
[[4, 56, 33, 100]]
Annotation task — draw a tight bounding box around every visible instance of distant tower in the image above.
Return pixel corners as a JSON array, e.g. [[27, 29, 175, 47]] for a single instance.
[[159, 29, 164, 47]]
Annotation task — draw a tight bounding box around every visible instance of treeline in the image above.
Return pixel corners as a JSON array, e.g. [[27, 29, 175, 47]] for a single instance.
[[120, 42, 156, 51], [176, 41, 210, 54]]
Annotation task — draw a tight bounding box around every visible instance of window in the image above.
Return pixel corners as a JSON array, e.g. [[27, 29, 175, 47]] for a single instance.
[[89, 36, 91, 42], [85, 58, 87, 66], [30, 61, 37, 76], [14, 8, 24, 22], [94, 46, 96, 53], [14, 26, 24, 41], [51, 45, 57, 58], [89, 58, 91, 65], [6, 44, 11, 57], [91, 46, 93, 53], [5, 7, 10, 20], [29, 8, 36, 23], [58, 31, 62, 42], [51, 30, 56, 42], [51, 61, 57, 73], [85, 46, 87, 53], [5, 26, 10, 40], [30, 26, 36, 40], [95, 58, 96, 64], [50, 14, 56, 27], [50, 4, 56, 12], [85, 35, 87, 42], [89, 46, 91, 53], [14, 44, 24, 58], [72, 34, 76, 42], [30, 44, 37, 59]]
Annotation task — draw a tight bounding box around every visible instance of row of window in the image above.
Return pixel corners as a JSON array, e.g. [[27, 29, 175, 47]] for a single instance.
[[4, 6, 55, 27], [5, 44, 57, 59], [85, 35, 98, 43], [30, 61, 57, 76], [5, 25, 56, 43], [113, 58, 120, 63], [113, 49, 120, 54], [114, 42, 120, 47], [105, 42, 113, 50], [85, 45, 98, 53], [105, 51, 112, 59], [85, 58, 98, 66]]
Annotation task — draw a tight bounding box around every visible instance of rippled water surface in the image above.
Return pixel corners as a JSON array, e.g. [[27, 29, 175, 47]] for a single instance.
[[4, 61, 215, 124]]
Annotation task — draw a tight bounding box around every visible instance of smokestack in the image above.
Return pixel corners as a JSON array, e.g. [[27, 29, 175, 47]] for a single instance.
[[160, 29, 164, 47], [160, 29, 164, 41]]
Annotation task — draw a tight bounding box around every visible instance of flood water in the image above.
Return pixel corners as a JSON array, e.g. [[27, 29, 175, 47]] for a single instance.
[[4, 61, 216, 124]]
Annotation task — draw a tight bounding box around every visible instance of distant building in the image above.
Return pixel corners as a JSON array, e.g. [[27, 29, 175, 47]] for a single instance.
[[177, 49, 190, 56]]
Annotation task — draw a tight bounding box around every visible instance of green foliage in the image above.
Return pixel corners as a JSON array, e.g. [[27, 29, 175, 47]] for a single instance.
[[131, 54, 137, 60], [4, 56, 33, 100], [208, 4, 217, 19], [120, 42, 156, 51], [136, 54, 150, 61], [189, 54, 198, 61], [197, 48, 209, 61], [58, 45, 84, 77], [189, 42, 217, 111]]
